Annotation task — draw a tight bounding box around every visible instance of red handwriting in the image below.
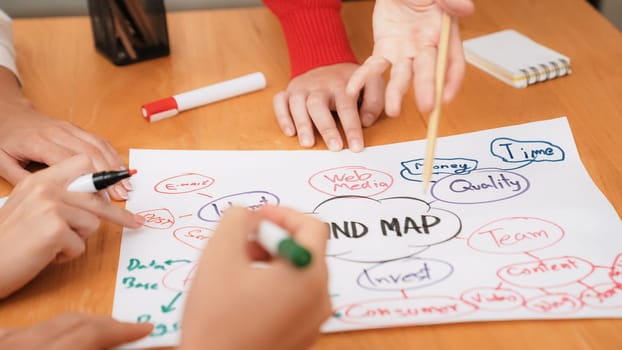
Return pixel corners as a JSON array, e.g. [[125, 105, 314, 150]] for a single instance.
[[460, 288, 525, 311], [308, 166, 393, 197], [580, 283, 622, 308], [334, 296, 477, 326], [525, 293, 583, 314], [610, 253, 622, 284], [173, 226, 213, 251], [468, 217, 564, 255], [162, 262, 198, 293], [137, 208, 175, 229], [154, 173, 215, 194], [497, 256, 594, 288], [482, 228, 548, 246]]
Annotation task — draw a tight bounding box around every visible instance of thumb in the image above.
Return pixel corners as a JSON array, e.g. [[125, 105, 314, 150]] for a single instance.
[[436, 0, 474, 17], [206, 206, 259, 265]]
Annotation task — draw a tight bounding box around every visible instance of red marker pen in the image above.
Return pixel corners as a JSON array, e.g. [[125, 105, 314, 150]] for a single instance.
[[141, 72, 267, 122]]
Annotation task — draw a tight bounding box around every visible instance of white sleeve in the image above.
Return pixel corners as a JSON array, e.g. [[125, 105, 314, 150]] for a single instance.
[[0, 9, 19, 79]]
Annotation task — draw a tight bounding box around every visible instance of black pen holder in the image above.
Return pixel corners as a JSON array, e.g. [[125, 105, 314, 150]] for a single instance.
[[87, 0, 170, 65]]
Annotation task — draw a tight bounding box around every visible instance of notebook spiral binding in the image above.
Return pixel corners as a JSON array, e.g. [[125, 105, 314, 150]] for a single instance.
[[519, 58, 571, 86]]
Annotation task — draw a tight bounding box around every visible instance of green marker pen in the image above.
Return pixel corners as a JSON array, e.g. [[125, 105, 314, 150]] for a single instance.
[[258, 221, 312, 268]]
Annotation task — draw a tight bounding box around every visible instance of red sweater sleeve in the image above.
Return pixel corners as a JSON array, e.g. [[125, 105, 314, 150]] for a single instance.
[[263, 0, 358, 77]]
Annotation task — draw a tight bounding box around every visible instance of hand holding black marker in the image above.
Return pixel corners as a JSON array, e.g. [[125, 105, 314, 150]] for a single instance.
[[0, 169, 138, 209], [257, 221, 312, 268], [67, 169, 137, 192], [0, 155, 146, 302]]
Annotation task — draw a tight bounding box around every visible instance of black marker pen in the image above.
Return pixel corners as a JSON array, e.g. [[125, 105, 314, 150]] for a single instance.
[[66, 169, 137, 192]]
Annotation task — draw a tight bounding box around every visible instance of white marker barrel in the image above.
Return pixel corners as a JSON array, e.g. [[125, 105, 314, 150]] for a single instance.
[[174, 72, 267, 111], [257, 221, 288, 255]]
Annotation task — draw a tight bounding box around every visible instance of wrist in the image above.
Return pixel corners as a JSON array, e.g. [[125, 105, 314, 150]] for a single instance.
[[0, 67, 31, 111]]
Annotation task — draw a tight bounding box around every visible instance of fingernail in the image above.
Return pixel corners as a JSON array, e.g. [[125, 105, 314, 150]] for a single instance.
[[134, 214, 145, 225], [362, 113, 375, 127], [122, 179, 133, 191], [349, 139, 363, 153], [119, 166, 133, 191], [102, 191, 111, 202], [115, 185, 128, 200], [283, 125, 295, 136], [327, 138, 342, 151], [300, 134, 313, 148]]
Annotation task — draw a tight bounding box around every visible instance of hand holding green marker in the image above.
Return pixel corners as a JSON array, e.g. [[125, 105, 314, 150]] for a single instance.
[[257, 221, 312, 268]]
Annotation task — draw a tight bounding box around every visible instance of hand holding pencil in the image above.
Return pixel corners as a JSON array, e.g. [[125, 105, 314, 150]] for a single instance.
[[346, 0, 474, 116]]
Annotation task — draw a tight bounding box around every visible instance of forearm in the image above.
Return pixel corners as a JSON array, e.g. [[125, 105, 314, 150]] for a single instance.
[[0, 67, 32, 120], [0, 9, 19, 82], [0, 66, 27, 102], [0, 10, 29, 111], [263, 0, 357, 77]]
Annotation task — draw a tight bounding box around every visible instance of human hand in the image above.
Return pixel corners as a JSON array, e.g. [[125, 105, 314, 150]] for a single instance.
[[0, 154, 145, 299], [273, 63, 385, 152], [0, 67, 131, 201], [346, 0, 474, 116], [180, 205, 331, 350], [0, 313, 153, 350]]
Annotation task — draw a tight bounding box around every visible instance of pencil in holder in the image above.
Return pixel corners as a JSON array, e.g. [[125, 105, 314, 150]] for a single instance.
[[87, 0, 170, 65]]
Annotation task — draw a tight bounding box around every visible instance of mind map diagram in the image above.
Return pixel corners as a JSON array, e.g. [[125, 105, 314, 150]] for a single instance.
[[112, 118, 622, 348]]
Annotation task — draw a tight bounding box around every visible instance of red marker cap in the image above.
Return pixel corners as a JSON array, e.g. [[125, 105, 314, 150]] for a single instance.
[[141, 97, 179, 122]]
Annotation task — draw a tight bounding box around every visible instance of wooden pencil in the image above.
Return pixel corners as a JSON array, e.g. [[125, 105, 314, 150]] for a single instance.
[[109, 0, 138, 60], [422, 12, 452, 192], [124, 0, 159, 46]]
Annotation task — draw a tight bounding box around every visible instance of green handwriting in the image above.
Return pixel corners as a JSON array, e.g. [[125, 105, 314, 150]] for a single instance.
[[137, 314, 180, 337], [122, 276, 158, 290], [127, 258, 192, 272]]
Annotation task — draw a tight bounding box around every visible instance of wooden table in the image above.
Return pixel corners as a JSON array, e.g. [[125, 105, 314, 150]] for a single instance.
[[2, 0, 622, 348]]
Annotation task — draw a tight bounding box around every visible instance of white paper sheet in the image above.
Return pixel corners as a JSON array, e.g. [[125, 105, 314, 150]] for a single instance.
[[112, 117, 622, 349]]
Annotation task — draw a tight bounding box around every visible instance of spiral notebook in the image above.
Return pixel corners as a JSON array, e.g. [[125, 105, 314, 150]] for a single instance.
[[463, 29, 571, 88]]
